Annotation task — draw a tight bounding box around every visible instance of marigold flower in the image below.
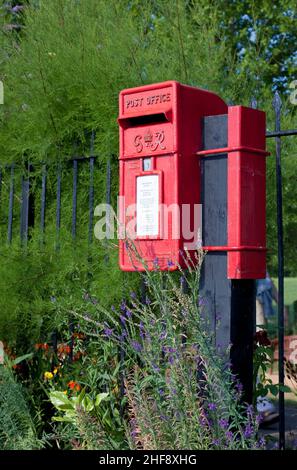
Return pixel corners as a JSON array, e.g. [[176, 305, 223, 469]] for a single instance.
[[72, 332, 85, 340], [73, 351, 83, 361], [44, 371, 54, 380], [35, 343, 49, 351], [57, 344, 71, 355], [68, 380, 81, 392]]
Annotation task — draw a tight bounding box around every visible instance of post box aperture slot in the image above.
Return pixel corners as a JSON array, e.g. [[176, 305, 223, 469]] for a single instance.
[[119, 112, 171, 128], [136, 174, 159, 237]]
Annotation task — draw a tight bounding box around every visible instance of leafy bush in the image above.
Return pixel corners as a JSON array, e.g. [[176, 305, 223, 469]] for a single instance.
[[0, 364, 42, 450], [49, 250, 265, 450]]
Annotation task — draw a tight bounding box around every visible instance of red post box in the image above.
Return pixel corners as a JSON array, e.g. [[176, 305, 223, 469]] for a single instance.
[[118, 81, 227, 271]]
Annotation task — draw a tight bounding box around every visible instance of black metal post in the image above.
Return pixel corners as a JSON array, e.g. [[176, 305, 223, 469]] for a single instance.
[[273, 91, 285, 450]]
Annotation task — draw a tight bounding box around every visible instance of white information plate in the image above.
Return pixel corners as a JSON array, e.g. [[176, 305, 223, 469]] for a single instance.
[[136, 174, 159, 237]]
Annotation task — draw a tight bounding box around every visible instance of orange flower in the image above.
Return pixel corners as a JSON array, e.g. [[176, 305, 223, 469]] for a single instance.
[[35, 343, 49, 351], [68, 380, 81, 392], [57, 344, 71, 355], [72, 332, 85, 340], [73, 351, 83, 362]]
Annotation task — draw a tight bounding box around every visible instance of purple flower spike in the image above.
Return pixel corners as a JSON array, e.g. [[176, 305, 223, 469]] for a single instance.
[[244, 424, 254, 439], [152, 363, 160, 372], [131, 340, 142, 353], [225, 430, 233, 440], [208, 402, 217, 411], [120, 315, 126, 325], [12, 5, 24, 13], [167, 260, 174, 268], [125, 309, 132, 319], [212, 439, 220, 446], [130, 291, 136, 299], [104, 327, 113, 338], [256, 413, 263, 425], [159, 331, 167, 341], [219, 418, 228, 430], [257, 437, 266, 448], [120, 301, 126, 312]]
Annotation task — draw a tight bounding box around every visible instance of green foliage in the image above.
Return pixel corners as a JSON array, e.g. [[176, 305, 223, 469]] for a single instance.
[[0, 0, 296, 353], [0, 363, 42, 450], [59, 251, 263, 450]]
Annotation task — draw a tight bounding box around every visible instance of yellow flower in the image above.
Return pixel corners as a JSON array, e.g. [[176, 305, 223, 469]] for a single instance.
[[62, 390, 67, 395], [53, 368, 58, 375], [44, 371, 54, 380]]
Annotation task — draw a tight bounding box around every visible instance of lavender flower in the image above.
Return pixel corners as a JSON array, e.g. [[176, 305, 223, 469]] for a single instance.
[[208, 402, 217, 411], [125, 309, 132, 319], [12, 5, 24, 13], [257, 436, 266, 448], [119, 330, 127, 341], [130, 291, 136, 299], [120, 315, 126, 325], [152, 362, 160, 373], [244, 424, 254, 439], [167, 260, 174, 268], [225, 430, 233, 441], [168, 355, 175, 365], [145, 296, 151, 305], [219, 418, 228, 430], [131, 340, 142, 353], [120, 301, 126, 312], [256, 413, 263, 425], [235, 381, 243, 393], [247, 404, 254, 418], [153, 257, 159, 268], [159, 331, 167, 340], [212, 439, 220, 446], [103, 327, 113, 338], [139, 321, 145, 338]]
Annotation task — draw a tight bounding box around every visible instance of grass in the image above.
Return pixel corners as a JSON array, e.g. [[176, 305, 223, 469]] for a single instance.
[[272, 277, 297, 306]]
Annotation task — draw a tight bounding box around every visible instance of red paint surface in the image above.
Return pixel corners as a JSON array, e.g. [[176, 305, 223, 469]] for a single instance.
[[227, 106, 267, 279], [118, 81, 227, 271]]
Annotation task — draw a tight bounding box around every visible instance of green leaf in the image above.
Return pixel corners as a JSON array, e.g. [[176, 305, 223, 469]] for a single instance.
[[278, 384, 291, 393], [77, 387, 86, 405], [82, 395, 94, 412], [52, 416, 75, 423], [95, 392, 109, 407], [11, 353, 34, 366], [49, 391, 74, 410], [268, 384, 279, 396]]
